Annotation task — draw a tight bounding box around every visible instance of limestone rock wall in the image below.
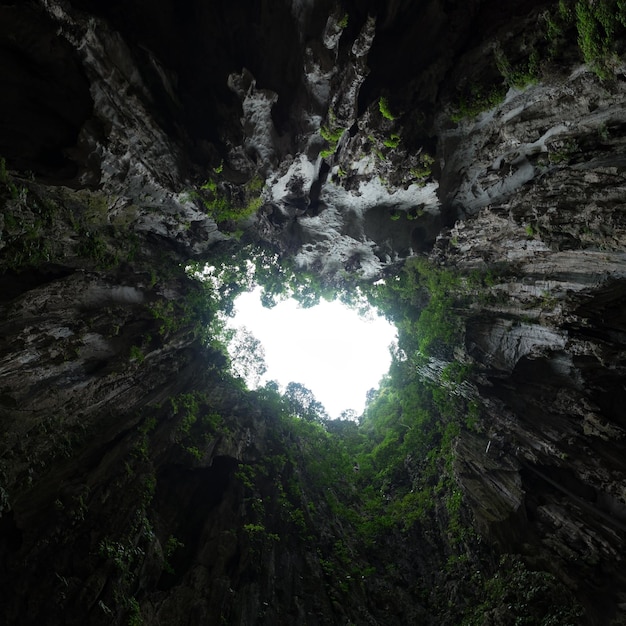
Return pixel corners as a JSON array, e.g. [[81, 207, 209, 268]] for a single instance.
[[431, 62, 626, 621], [1, 0, 626, 624]]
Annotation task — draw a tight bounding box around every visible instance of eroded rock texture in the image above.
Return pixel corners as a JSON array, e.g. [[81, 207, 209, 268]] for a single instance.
[[1, 0, 626, 624], [438, 73, 626, 620]]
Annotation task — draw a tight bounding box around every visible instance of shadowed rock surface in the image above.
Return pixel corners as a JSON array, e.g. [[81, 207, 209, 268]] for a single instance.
[[1, 1, 626, 624]]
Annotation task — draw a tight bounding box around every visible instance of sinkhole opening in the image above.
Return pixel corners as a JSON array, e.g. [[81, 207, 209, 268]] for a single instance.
[[226, 286, 397, 419]]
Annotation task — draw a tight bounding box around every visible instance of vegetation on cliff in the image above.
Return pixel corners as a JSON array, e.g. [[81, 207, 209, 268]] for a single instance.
[[0, 157, 585, 623], [2, 0, 626, 624]]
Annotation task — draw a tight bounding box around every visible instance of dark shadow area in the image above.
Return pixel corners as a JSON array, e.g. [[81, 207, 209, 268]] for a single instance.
[[0, 266, 75, 304], [154, 456, 239, 590], [0, 5, 92, 178]]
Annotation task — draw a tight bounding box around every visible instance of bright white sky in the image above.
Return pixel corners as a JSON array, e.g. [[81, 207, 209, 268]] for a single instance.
[[228, 287, 396, 418]]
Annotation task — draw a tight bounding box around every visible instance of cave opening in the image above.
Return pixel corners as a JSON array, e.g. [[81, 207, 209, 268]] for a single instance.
[[187, 247, 401, 420], [226, 285, 397, 419], [3, 1, 626, 623]]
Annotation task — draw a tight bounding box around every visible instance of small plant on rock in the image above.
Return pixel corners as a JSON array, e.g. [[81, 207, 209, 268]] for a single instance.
[[378, 96, 396, 121]]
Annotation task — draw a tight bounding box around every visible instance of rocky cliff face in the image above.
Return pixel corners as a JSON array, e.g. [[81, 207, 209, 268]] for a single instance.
[[2, 0, 626, 624], [438, 71, 626, 620]]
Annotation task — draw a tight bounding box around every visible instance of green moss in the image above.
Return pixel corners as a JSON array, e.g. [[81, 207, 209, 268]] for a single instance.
[[494, 45, 540, 89], [461, 555, 584, 625], [451, 83, 507, 122], [383, 133, 401, 149], [126, 597, 143, 626], [573, 0, 626, 76], [378, 96, 396, 121], [544, 0, 626, 78], [243, 523, 280, 560], [548, 138, 578, 164], [129, 345, 145, 363], [162, 535, 184, 575], [193, 174, 265, 227], [320, 125, 344, 143], [451, 0, 626, 123], [411, 152, 435, 181], [76, 232, 117, 269], [320, 124, 346, 158]]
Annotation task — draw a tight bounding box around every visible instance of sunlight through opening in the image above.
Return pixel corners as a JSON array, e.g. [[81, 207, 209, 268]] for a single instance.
[[227, 287, 397, 419]]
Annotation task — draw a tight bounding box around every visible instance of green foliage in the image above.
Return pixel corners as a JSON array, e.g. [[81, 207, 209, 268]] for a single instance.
[[575, 0, 625, 76], [243, 523, 280, 559], [440, 361, 472, 385], [183, 245, 351, 393], [410, 152, 435, 183], [383, 133, 401, 149], [129, 345, 145, 363], [320, 124, 346, 158], [0, 174, 148, 272], [169, 392, 226, 460], [451, 83, 507, 122], [543, 0, 626, 77], [320, 125, 345, 143], [227, 326, 267, 388], [344, 364, 472, 546], [373, 260, 499, 359], [178, 257, 505, 613], [450, 0, 626, 121], [2, 159, 570, 623], [378, 96, 396, 120], [284, 381, 329, 422], [126, 597, 143, 626], [317, 257, 498, 556], [162, 535, 184, 575], [192, 174, 265, 228], [99, 538, 144, 573], [2, 227, 53, 269], [201, 241, 334, 309], [242, 244, 341, 308], [75, 232, 117, 269], [92, 443, 157, 620], [172, 393, 200, 433], [598, 121, 610, 141], [462, 555, 584, 625], [548, 138, 578, 164], [0, 171, 63, 270], [544, 0, 576, 58], [494, 45, 540, 89], [451, 23, 556, 124], [368, 257, 465, 356], [148, 271, 230, 347], [185, 245, 351, 383], [464, 400, 481, 432], [243, 175, 265, 214]]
